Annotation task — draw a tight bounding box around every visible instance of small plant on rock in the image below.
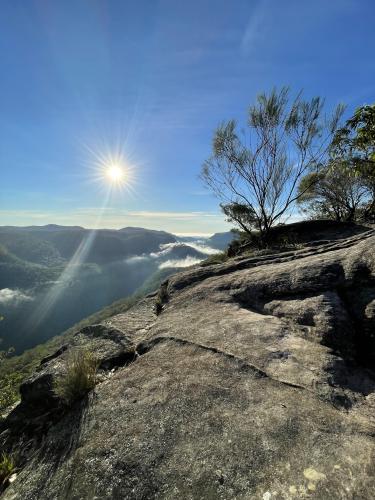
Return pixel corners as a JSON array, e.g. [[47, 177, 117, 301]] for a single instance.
[[154, 296, 163, 315], [54, 348, 98, 406], [154, 282, 169, 315], [0, 453, 16, 490]]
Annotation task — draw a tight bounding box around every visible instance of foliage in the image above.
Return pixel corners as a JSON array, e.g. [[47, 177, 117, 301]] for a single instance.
[[0, 372, 22, 412], [297, 161, 369, 221], [220, 203, 257, 235], [54, 349, 98, 406], [298, 104, 375, 222], [201, 87, 344, 242], [332, 104, 375, 218], [0, 233, 61, 266], [0, 340, 14, 365], [333, 104, 375, 161], [0, 453, 16, 489], [0, 249, 62, 289], [0, 340, 16, 408]]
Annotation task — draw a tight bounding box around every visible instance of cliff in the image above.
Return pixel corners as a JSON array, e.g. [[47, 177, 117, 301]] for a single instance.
[[1, 228, 375, 499]]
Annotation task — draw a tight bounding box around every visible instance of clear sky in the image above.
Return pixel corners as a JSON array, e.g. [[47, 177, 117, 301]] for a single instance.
[[1, 0, 375, 235]]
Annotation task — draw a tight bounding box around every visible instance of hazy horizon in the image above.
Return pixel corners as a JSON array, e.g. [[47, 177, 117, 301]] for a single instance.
[[0, 221, 223, 238]]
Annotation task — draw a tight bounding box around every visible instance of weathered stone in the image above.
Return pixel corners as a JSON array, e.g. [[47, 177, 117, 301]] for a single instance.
[[18, 324, 134, 409], [263, 291, 353, 352], [2, 229, 375, 499]]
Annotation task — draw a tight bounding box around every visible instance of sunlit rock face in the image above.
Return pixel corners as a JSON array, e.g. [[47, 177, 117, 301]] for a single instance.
[[2, 229, 375, 499]]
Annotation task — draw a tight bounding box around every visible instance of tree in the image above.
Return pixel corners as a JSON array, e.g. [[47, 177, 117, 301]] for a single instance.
[[333, 104, 375, 160], [201, 87, 344, 242], [332, 104, 375, 217], [220, 202, 257, 235], [297, 161, 368, 221]]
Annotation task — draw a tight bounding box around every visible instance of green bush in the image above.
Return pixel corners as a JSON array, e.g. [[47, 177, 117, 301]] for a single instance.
[[54, 349, 98, 406], [0, 453, 16, 489], [0, 373, 23, 412]]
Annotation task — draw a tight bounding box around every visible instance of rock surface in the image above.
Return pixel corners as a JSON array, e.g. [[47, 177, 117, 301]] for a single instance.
[[2, 229, 375, 499]]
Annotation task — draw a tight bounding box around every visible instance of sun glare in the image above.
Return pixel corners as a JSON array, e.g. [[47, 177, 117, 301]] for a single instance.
[[106, 164, 125, 183], [83, 142, 139, 198]]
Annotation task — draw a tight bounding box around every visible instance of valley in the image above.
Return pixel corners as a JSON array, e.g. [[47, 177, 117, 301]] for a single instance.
[[0, 225, 232, 353]]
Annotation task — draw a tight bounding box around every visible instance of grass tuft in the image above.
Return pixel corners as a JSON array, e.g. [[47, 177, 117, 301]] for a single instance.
[[54, 348, 98, 406], [154, 282, 169, 315], [0, 453, 16, 488]]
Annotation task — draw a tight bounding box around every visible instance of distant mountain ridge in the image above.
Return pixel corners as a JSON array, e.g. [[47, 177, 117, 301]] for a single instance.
[[208, 230, 237, 250], [0, 225, 177, 265], [0, 225, 228, 353], [1, 224, 85, 231]]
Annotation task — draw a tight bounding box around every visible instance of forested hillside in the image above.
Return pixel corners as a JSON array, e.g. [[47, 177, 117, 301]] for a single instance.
[[0, 225, 226, 353]]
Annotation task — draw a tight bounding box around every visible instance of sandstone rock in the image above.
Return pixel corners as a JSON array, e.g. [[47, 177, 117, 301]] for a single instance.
[[2, 229, 375, 499], [18, 324, 135, 409]]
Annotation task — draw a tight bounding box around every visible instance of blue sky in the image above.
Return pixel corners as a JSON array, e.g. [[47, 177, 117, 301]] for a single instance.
[[1, 0, 374, 235]]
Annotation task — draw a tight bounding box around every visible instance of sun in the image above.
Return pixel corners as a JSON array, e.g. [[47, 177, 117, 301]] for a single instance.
[[105, 164, 125, 184], [84, 144, 138, 196]]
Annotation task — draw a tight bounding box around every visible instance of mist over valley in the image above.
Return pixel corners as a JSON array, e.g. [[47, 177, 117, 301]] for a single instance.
[[0, 225, 232, 353]]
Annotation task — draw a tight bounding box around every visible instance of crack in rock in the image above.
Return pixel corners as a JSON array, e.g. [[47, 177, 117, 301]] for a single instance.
[[135, 335, 307, 391]]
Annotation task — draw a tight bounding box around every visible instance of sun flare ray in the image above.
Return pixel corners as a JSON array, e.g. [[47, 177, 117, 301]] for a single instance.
[[81, 141, 139, 198]]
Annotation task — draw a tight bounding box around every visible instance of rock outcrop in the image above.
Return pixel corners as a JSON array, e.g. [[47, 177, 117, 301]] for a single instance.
[[2, 229, 375, 499]]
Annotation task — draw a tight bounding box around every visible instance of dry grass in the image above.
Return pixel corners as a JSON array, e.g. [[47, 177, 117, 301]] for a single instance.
[[54, 348, 98, 406]]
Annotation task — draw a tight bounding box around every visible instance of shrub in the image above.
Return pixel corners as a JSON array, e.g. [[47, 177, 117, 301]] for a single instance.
[[54, 349, 98, 406], [154, 297, 163, 315], [154, 282, 169, 315], [0, 453, 16, 489], [0, 373, 23, 412]]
